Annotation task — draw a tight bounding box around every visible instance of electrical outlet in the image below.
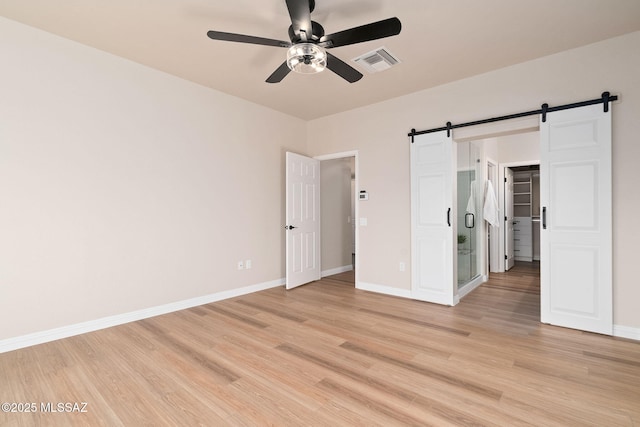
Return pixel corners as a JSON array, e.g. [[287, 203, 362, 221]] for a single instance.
[[245, 260, 252, 269], [399, 262, 406, 272], [237, 261, 244, 270]]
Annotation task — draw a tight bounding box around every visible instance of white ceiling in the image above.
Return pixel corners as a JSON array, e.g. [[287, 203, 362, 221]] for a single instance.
[[2, 0, 639, 120]]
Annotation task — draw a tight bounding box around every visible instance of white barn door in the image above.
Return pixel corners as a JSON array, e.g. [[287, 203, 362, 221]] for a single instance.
[[410, 131, 455, 305], [540, 104, 612, 335], [285, 152, 321, 290]]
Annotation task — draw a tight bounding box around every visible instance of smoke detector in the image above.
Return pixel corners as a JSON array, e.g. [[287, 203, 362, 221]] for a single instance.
[[353, 47, 400, 73]]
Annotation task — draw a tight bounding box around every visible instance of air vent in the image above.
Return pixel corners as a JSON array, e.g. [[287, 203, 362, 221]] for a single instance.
[[353, 47, 400, 74]]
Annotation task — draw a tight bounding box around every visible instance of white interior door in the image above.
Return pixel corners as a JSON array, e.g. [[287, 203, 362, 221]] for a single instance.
[[286, 152, 321, 290], [540, 104, 612, 335], [504, 167, 515, 270], [410, 131, 455, 305]]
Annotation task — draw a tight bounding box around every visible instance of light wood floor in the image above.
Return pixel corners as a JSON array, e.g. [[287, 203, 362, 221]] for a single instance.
[[2, 263, 639, 426]]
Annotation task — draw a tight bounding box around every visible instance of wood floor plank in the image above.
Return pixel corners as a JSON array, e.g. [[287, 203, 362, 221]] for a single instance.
[[316, 377, 442, 427], [1, 262, 639, 425], [339, 341, 503, 401], [364, 361, 535, 427]]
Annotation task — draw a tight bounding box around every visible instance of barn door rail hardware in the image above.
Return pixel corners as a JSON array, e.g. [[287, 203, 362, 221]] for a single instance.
[[409, 92, 617, 142]]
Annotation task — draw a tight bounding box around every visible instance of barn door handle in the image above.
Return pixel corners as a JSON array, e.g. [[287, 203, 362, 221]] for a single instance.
[[542, 207, 547, 230], [447, 208, 451, 227]]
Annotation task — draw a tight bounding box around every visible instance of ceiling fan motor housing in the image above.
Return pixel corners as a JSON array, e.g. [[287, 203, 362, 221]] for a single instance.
[[288, 21, 325, 43]]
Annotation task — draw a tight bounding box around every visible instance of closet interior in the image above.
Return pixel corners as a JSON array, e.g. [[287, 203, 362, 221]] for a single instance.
[[509, 165, 540, 264]]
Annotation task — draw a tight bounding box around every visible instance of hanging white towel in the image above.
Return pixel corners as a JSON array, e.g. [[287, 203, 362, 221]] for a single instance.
[[466, 180, 477, 214], [483, 180, 500, 227]]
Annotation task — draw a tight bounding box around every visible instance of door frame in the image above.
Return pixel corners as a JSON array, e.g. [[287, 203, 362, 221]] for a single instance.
[[314, 151, 360, 287]]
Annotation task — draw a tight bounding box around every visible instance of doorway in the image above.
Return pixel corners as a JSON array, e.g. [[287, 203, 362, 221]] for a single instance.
[[315, 151, 359, 287], [492, 130, 541, 273], [453, 129, 542, 301], [505, 165, 540, 269], [410, 102, 613, 335]]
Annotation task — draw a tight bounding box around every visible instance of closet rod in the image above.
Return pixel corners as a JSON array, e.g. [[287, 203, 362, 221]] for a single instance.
[[408, 91, 617, 141]]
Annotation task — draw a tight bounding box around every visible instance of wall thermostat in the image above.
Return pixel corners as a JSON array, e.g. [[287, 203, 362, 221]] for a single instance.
[[359, 190, 369, 201]]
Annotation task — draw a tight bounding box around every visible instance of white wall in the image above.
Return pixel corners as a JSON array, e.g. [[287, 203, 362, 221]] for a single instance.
[[2, 16, 639, 346], [307, 31, 640, 330], [0, 17, 306, 342], [496, 132, 540, 164]]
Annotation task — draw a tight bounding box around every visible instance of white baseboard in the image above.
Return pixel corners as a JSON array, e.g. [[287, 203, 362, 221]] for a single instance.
[[0, 278, 284, 354], [356, 281, 412, 299], [321, 264, 353, 277], [5, 277, 636, 354], [613, 324, 640, 341]]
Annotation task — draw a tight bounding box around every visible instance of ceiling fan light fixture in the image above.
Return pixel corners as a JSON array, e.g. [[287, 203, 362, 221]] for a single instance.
[[286, 43, 326, 74]]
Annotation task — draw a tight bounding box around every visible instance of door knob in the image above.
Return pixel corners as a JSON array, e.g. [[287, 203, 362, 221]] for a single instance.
[[284, 225, 298, 230]]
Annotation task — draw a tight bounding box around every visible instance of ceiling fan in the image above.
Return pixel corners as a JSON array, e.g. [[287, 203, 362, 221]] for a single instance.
[[206, 0, 401, 83]]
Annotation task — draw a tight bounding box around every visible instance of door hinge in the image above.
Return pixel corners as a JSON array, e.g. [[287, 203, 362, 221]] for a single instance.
[[504, 177, 507, 182], [505, 255, 508, 260]]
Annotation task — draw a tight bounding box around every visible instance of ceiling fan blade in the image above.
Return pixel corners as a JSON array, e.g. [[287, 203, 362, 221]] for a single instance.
[[285, 0, 313, 38], [319, 17, 401, 48], [326, 52, 363, 83], [207, 30, 291, 48], [266, 61, 292, 83]]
